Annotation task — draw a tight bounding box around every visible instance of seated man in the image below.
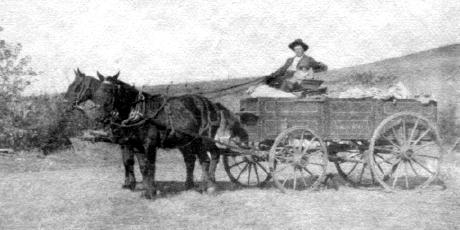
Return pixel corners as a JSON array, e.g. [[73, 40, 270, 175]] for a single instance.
[[265, 39, 328, 91]]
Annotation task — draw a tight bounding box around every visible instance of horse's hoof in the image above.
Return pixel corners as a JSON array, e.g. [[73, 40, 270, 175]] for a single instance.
[[122, 183, 136, 191], [141, 190, 156, 200]]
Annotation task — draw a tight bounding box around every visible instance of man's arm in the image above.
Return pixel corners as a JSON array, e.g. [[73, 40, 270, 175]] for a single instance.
[[309, 57, 328, 73]]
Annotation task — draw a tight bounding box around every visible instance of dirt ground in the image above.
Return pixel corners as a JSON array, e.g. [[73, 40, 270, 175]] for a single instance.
[[1, 140, 459, 230]]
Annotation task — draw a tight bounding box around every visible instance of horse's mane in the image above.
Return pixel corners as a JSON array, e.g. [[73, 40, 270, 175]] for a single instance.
[[107, 77, 162, 101]]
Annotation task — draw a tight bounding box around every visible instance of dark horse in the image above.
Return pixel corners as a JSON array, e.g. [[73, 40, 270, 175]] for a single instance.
[[70, 71, 247, 198]]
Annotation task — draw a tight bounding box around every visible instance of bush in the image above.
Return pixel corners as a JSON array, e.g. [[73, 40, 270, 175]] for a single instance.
[[0, 93, 98, 152]]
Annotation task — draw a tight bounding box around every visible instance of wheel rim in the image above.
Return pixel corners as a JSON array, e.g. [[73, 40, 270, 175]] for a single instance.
[[369, 112, 444, 191], [333, 142, 378, 187], [269, 126, 328, 192], [223, 154, 271, 187]]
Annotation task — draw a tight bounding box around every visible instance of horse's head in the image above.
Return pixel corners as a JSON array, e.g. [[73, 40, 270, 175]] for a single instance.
[[64, 68, 101, 108], [214, 103, 249, 149], [92, 71, 122, 124]]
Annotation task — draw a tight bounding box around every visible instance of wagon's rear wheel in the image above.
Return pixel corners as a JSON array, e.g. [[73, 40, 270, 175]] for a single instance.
[[369, 112, 444, 191], [269, 126, 328, 192], [332, 142, 378, 187], [223, 153, 271, 187]]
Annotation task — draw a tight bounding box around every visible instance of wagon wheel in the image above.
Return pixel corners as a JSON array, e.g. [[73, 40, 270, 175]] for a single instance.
[[368, 112, 444, 191], [332, 142, 378, 187], [223, 152, 271, 187], [269, 126, 328, 192]]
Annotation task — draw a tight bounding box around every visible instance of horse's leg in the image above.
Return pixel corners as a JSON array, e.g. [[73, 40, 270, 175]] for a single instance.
[[208, 147, 221, 183], [137, 143, 157, 199], [192, 143, 217, 193], [121, 145, 136, 190], [179, 149, 196, 190]]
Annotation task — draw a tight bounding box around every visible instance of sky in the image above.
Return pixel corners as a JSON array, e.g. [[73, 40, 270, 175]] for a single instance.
[[1, 0, 459, 95]]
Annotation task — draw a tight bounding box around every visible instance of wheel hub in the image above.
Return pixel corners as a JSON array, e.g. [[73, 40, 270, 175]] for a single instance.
[[399, 145, 414, 161], [292, 153, 307, 166]]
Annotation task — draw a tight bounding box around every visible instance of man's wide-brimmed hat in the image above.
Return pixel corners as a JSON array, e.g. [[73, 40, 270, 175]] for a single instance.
[[288, 39, 309, 51]]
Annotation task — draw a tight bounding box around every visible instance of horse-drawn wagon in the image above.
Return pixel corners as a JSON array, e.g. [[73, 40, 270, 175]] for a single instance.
[[222, 97, 443, 192], [65, 70, 444, 196]]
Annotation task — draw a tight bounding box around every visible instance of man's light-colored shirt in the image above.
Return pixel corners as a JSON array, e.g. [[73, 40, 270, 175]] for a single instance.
[[287, 56, 302, 71]]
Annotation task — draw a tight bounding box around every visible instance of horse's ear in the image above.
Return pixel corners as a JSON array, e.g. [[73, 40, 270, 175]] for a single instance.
[[113, 71, 120, 80], [97, 71, 104, 81], [77, 68, 83, 77]]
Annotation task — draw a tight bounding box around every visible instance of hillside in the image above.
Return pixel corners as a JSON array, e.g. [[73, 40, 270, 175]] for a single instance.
[[318, 44, 460, 105], [146, 44, 459, 109]]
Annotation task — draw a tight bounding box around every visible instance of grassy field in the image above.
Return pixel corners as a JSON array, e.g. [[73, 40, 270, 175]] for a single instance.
[[0, 139, 459, 229]]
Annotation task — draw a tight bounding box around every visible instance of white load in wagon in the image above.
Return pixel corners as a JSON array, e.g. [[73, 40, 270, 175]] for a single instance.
[[246, 81, 435, 104]]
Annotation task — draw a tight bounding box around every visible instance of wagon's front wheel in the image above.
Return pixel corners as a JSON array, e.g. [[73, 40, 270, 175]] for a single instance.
[[269, 126, 328, 192], [369, 112, 444, 191], [223, 153, 271, 187]]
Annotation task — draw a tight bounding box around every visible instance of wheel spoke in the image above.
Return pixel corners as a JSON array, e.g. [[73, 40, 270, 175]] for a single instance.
[[404, 162, 409, 189], [374, 153, 393, 165], [382, 134, 401, 150], [293, 168, 297, 190], [373, 156, 386, 175], [411, 142, 436, 152], [346, 162, 359, 176], [347, 151, 362, 159], [410, 157, 435, 175], [383, 159, 401, 181], [302, 166, 314, 176], [412, 129, 431, 147], [299, 168, 309, 187], [409, 118, 420, 143], [275, 155, 291, 162], [275, 164, 290, 174], [392, 163, 401, 189], [297, 131, 306, 154], [359, 164, 366, 183], [408, 159, 420, 177], [413, 154, 439, 160], [255, 161, 269, 175], [236, 163, 249, 181], [309, 162, 325, 167], [230, 160, 246, 169], [370, 166, 375, 184], [253, 163, 260, 184], [391, 126, 403, 146], [247, 163, 252, 185], [282, 174, 289, 187], [402, 119, 407, 145]]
